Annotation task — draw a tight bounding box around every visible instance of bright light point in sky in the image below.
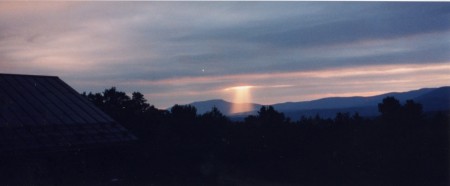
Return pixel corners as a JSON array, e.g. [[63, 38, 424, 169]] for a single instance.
[[226, 86, 254, 114]]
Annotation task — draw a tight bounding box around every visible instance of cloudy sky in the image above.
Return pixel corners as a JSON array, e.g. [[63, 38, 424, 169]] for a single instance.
[[1, 2, 449, 108]]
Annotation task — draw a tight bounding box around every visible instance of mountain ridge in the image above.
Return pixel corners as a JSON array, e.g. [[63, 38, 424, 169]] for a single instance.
[[187, 86, 449, 119]]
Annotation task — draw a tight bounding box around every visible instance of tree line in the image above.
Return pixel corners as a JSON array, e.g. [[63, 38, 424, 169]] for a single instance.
[[77, 87, 449, 185]]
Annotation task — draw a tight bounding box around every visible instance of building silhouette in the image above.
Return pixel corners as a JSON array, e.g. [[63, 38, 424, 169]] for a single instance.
[[0, 73, 136, 152]]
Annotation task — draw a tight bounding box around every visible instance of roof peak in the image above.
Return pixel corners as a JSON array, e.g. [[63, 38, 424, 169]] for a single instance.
[[0, 73, 59, 78]]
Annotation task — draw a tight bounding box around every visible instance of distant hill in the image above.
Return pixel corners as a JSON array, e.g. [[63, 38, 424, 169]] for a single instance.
[[187, 86, 449, 120], [415, 86, 450, 112], [275, 86, 449, 120], [272, 87, 436, 111]]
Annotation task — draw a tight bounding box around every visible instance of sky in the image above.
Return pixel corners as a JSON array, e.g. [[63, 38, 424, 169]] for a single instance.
[[0, 2, 449, 109]]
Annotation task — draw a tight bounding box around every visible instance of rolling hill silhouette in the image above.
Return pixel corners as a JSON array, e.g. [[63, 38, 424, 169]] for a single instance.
[[188, 86, 449, 120]]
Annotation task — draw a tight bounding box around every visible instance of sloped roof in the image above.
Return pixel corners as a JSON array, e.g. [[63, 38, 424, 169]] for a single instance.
[[0, 73, 136, 152]]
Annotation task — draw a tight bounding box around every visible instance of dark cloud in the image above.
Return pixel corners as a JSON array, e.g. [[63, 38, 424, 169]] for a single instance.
[[152, 2, 450, 80], [177, 3, 449, 49]]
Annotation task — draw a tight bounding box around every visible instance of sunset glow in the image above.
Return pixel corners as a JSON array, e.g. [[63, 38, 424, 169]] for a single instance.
[[0, 2, 448, 108], [226, 86, 254, 114]]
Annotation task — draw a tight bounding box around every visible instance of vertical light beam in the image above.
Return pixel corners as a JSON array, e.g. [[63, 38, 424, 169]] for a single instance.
[[226, 86, 253, 114]]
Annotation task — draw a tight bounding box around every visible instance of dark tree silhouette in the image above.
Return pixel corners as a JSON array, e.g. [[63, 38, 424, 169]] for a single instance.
[[200, 106, 229, 125], [255, 106, 289, 126], [378, 97, 425, 126], [170, 104, 197, 122], [82, 87, 164, 135], [103, 87, 130, 106], [83, 92, 104, 107], [334, 112, 350, 126], [69, 90, 448, 186], [130, 92, 151, 113], [378, 96, 402, 121], [403, 99, 423, 120]]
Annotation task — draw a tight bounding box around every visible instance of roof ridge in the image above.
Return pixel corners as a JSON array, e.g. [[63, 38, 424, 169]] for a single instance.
[[0, 73, 59, 78]]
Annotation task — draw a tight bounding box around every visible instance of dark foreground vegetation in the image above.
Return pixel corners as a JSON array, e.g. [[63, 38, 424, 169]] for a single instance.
[[1, 87, 448, 185]]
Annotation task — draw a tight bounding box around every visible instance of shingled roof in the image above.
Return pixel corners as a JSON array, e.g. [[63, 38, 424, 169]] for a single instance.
[[0, 73, 136, 152]]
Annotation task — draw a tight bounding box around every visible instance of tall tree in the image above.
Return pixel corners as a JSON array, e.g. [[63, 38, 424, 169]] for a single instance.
[[130, 92, 151, 114], [257, 106, 289, 126], [378, 96, 402, 121]]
